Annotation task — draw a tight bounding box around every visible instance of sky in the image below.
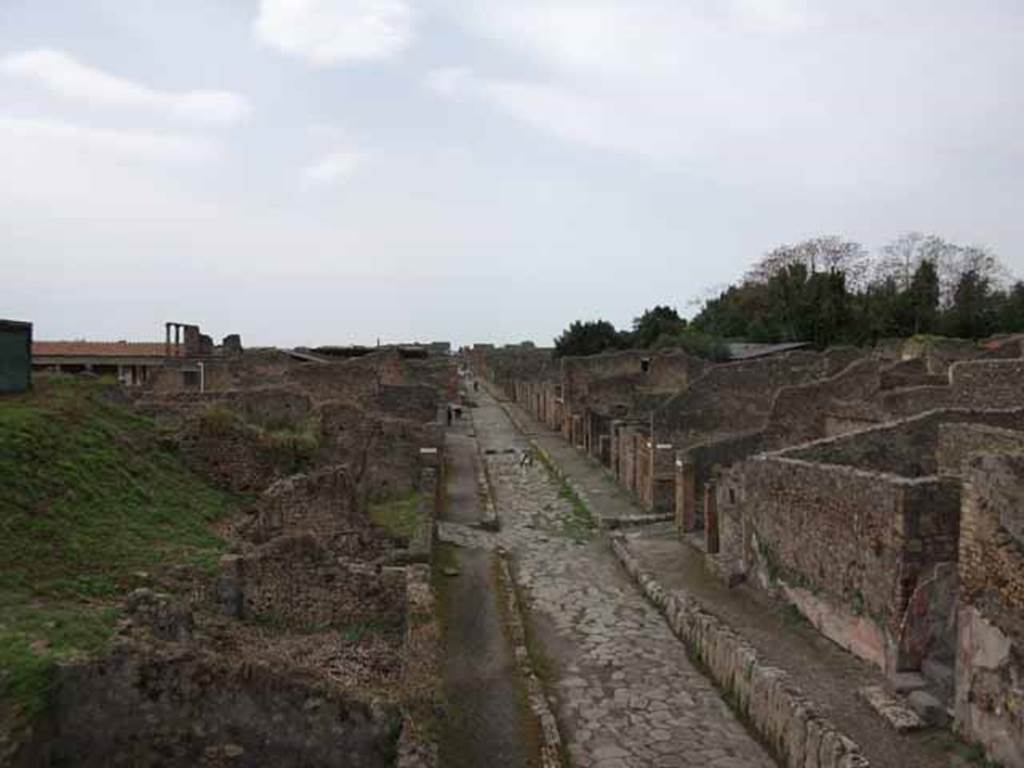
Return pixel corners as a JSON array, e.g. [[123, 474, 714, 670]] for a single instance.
[[2, 0, 1023, 348]]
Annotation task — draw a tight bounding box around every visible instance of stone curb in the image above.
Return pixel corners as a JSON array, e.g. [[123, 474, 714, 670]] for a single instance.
[[497, 553, 565, 768], [610, 534, 870, 768]]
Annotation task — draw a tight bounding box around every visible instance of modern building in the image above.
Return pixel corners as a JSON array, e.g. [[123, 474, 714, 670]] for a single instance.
[[31, 340, 180, 386], [0, 319, 33, 393]]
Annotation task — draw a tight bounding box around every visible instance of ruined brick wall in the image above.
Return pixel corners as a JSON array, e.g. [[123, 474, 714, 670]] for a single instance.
[[24, 647, 400, 768], [470, 346, 554, 400], [220, 534, 405, 630], [875, 384, 953, 417], [147, 350, 301, 393], [679, 429, 768, 517], [879, 358, 946, 390], [287, 359, 384, 405], [785, 409, 1024, 478], [653, 350, 835, 443], [718, 456, 960, 671], [936, 422, 1024, 477], [955, 451, 1024, 767], [406, 357, 458, 403], [375, 384, 438, 423], [139, 386, 312, 431], [763, 357, 881, 445], [822, 345, 868, 376], [950, 359, 1024, 408], [243, 465, 386, 554], [728, 458, 904, 623], [901, 337, 985, 374], [959, 452, 1024, 613], [316, 402, 442, 502], [877, 356, 1024, 419], [180, 412, 313, 493]]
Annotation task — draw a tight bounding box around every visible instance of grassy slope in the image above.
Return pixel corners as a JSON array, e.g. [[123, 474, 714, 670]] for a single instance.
[[0, 377, 239, 718], [369, 492, 423, 541]]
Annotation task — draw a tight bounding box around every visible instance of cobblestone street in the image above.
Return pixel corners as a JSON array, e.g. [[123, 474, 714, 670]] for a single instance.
[[441, 390, 775, 768]]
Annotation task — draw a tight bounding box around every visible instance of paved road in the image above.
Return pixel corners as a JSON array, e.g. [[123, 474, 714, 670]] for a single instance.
[[444, 389, 775, 768]]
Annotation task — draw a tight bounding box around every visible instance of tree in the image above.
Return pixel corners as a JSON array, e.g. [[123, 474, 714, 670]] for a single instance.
[[631, 305, 686, 348], [553, 320, 624, 358], [997, 281, 1024, 333], [906, 259, 940, 334], [945, 269, 995, 339], [748, 236, 869, 289]]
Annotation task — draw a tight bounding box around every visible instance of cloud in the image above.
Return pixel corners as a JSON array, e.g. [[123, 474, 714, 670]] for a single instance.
[[0, 49, 250, 124], [303, 149, 361, 183], [254, 0, 414, 65], [0, 116, 216, 162], [423, 67, 473, 99], [434, 0, 1024, 186]]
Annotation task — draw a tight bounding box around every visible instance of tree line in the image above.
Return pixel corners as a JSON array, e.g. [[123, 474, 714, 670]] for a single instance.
[[554, 233, 1024, 358]]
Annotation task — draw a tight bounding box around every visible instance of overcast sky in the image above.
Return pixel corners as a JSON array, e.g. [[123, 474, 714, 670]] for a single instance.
[[2, 1, 1023, 347]]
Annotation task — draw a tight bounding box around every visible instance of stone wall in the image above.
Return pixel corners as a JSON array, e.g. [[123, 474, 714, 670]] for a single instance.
[[140, 386, 313, 431], [956, 451, 1024, 767], [241, 465, 388, 555], [959, 452, 1024, 614], [22, 646, 399, 767], [785, 408, 1024, 478], [181, 409, 315, 493], [763, 358, 882, 446], [936, 422, 1024, 477], [653, 350, 836, 443], [716, 456, 960, 672], [878, 356, 1024, 419], [316, 402, 443, 503], [950, 358, 1024, 408], [218, 534, 406, 631], [376, 384, 438, 423]]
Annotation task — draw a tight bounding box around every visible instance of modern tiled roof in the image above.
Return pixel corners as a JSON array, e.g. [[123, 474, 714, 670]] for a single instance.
[[33, 341, 179, 358]]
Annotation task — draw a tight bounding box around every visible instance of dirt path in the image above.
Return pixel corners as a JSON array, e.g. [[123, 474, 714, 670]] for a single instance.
[[435, 424, 539, 768]]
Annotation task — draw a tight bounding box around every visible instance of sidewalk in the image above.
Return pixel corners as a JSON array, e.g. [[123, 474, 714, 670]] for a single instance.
[[493, 389, 959, 768]]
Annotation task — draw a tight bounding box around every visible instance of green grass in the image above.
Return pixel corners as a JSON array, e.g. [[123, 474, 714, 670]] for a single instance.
[[558, 484, 596, 543], [533, 448, 597, 543], [0, 377, 241, 718], [369, 492, 424, 541]]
